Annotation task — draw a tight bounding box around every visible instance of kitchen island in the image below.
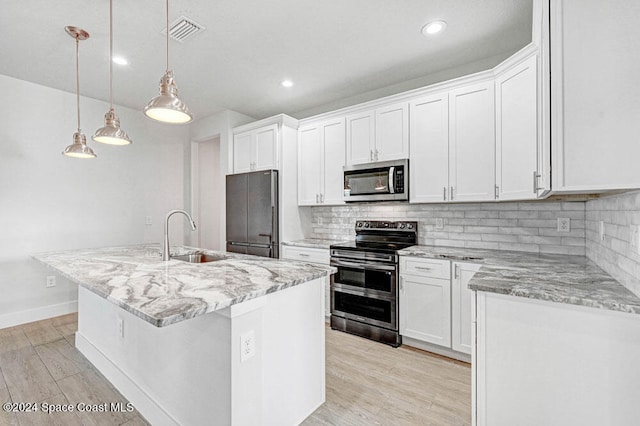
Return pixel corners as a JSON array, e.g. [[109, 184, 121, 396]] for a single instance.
[[34, 244, 334, 426]]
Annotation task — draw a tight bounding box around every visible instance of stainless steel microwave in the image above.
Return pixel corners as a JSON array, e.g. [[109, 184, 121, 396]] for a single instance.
[[343, 159, 408, 202]]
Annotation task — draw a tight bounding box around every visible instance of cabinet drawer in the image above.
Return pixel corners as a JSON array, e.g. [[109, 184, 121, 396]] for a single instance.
[[400, 257, 451, 279], [281, 246, 330, 265]]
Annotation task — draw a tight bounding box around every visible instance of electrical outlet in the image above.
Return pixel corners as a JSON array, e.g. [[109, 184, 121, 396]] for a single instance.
[[435, 218, 444, 230], [46, 276, 56, 288], [557, 218, 571, 233], [599, 221, 605, 241], [240, 330, 255, 362], [117, 318, 124, 339], [145, 216, 152, 226]]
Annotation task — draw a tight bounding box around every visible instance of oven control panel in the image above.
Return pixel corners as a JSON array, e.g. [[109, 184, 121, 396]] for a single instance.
[[355, 220, 417, 231]]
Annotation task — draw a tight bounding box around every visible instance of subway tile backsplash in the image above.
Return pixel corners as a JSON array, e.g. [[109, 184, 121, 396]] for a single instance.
[[586, 190, 640, 297], [309, 201, 586, 256]]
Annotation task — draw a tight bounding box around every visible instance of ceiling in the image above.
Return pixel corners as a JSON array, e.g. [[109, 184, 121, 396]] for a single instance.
[[0, 0, 532, 121]]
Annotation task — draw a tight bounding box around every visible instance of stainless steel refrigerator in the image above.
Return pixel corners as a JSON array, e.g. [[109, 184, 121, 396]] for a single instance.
[[226, 170, 279, 258]]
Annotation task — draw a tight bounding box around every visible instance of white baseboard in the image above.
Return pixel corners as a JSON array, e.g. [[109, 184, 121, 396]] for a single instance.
[[0, 300, 78, 329], [402, 336, 472, 363], [75, 332, 180, 426]]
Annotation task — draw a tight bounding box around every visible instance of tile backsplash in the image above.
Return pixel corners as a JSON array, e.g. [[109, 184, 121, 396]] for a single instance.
[[309, 201, 586, 255], [586, 190, 640, 297]]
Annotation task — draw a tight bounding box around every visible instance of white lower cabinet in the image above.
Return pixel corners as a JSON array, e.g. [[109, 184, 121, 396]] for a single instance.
[[281, 245, 331, 320], [451, 262, 481, 355], [400, 256, 478, 358]]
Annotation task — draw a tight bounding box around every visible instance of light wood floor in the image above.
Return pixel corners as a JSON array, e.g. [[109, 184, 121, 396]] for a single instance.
[[0, 315, 471, 426], [303, 328, 471, 426]]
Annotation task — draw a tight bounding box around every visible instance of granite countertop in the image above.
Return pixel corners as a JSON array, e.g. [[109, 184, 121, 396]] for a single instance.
[[282, 238, 352, 250], [34, 244, 335, 328], [399, 245, 640, 315]]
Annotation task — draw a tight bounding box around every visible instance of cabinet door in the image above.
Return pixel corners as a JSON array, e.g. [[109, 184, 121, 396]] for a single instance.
[[409, 93, 450, 203], [399, 274, 451, 347], [321, 118, 346, 205], [375, 102, 408, 162], [233, 132, 253, 173], [346, 111, 374, 165], [552, 0, 640, 191], [298, 124, 322, 205], [449, 81, 496, 202], [451, 262, 480, 355], [254, 124, 278, 170], [496, 55, 538, 201]]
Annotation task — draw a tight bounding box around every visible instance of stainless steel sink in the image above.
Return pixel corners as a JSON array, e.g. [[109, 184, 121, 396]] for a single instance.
[[172, 253, 228, 263]]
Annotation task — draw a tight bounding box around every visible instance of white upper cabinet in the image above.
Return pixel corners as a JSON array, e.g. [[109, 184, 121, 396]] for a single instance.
[[409, 92, 450, 203], [346, 103, 409, 165], [551, 0, 640, 192], [232, 124, 278, 173], [322, 119, 347, 205], [375, 102, 409, 162], [449, 81, 496, 202], [298, 125, 323, 205], [346, 111, 374, 165], [232, 132, 253, 173], [298, 118, 346, 206], [495, 54, 539, 201]]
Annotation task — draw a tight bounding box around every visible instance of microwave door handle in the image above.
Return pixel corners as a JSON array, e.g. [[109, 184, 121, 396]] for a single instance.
[[388, 166, 395, 194]]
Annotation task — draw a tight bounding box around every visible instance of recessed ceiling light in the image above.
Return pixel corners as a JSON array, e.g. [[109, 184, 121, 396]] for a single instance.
[[112, 56, 128, 66], [422, 20, 447, 36], [281, 80, 294, 88]]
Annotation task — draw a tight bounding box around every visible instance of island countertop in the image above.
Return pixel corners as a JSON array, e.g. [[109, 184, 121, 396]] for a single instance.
[[398, 245, 640, 315], [34, 244, 335, 327]]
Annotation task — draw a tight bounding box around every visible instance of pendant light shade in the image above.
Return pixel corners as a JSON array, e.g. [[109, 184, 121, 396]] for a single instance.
[[143, 0, 192, 124], [63, 26, 96, 159], [93, 0, 133, 145]]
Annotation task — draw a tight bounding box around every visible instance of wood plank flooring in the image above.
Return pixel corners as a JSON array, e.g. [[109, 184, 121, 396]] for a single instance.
[[0, 315, 471, 425]]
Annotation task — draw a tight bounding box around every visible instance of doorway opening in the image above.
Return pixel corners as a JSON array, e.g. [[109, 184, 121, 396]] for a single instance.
[[191, 136, 222, 250]]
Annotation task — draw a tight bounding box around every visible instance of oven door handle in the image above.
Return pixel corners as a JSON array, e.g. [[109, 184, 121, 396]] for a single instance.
[[331, 259, 396, 272]]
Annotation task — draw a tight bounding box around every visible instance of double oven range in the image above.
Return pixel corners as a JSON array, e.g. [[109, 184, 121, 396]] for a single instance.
[[329, 220, 417, 347]]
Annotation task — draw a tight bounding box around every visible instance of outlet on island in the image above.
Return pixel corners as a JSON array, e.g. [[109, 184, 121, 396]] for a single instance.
[[557, 218, 571, 233], [46, 276, 56, 288], [240, 330, 255, 362]]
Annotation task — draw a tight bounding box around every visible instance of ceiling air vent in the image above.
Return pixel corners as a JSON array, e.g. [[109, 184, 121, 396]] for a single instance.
[[162, 16, 205, 43]]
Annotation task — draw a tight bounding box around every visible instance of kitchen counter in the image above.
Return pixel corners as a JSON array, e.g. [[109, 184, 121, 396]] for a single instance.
[[399, 245, 640, 315], [34, 244, 335, 327], [282, 238, 351, 250]]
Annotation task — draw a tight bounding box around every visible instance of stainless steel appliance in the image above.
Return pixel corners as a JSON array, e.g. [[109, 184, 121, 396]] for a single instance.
[[226, 170, 279, 258], [330, 220, 417, 347], [343, 159, 408, 202]]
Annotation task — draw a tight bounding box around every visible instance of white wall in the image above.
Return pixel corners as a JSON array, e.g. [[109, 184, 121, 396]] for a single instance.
[[189, 110, 255, 249], [0, 74, 190, 328]]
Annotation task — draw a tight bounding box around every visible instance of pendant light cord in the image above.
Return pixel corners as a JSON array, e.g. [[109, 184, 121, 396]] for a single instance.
[[75, 36, 81, 132], [166, 0, 169, 72], [109, 0, 113, 109]]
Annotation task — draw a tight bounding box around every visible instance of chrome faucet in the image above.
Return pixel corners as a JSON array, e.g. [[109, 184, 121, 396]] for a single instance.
[[163, 209, 197, 261]]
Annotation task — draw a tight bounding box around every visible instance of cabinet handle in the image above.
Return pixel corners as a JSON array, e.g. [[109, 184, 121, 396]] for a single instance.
[[443, 186, 447, 201], [533, 171, 541, 193], [450, 186, 455, 201], [495, 185, 499, 200], [298, 253, 310, 257], [370, 149, 374, 161], [454, 264, 460, 279], [320, 193, 324, 203], [415, 266, 433, 271], [315, 194, 319, 203], [375, 149, 379, 161], [399, 276, 403, 291]]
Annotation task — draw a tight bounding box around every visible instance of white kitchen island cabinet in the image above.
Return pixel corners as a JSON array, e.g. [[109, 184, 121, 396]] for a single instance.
[[35, 245, 331, 426]]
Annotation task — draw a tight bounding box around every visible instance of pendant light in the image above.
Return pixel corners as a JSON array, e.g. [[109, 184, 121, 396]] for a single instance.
[[93, 0, 132, 145], [63, 26, 97, 159], [143, 0, 192, 124]]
